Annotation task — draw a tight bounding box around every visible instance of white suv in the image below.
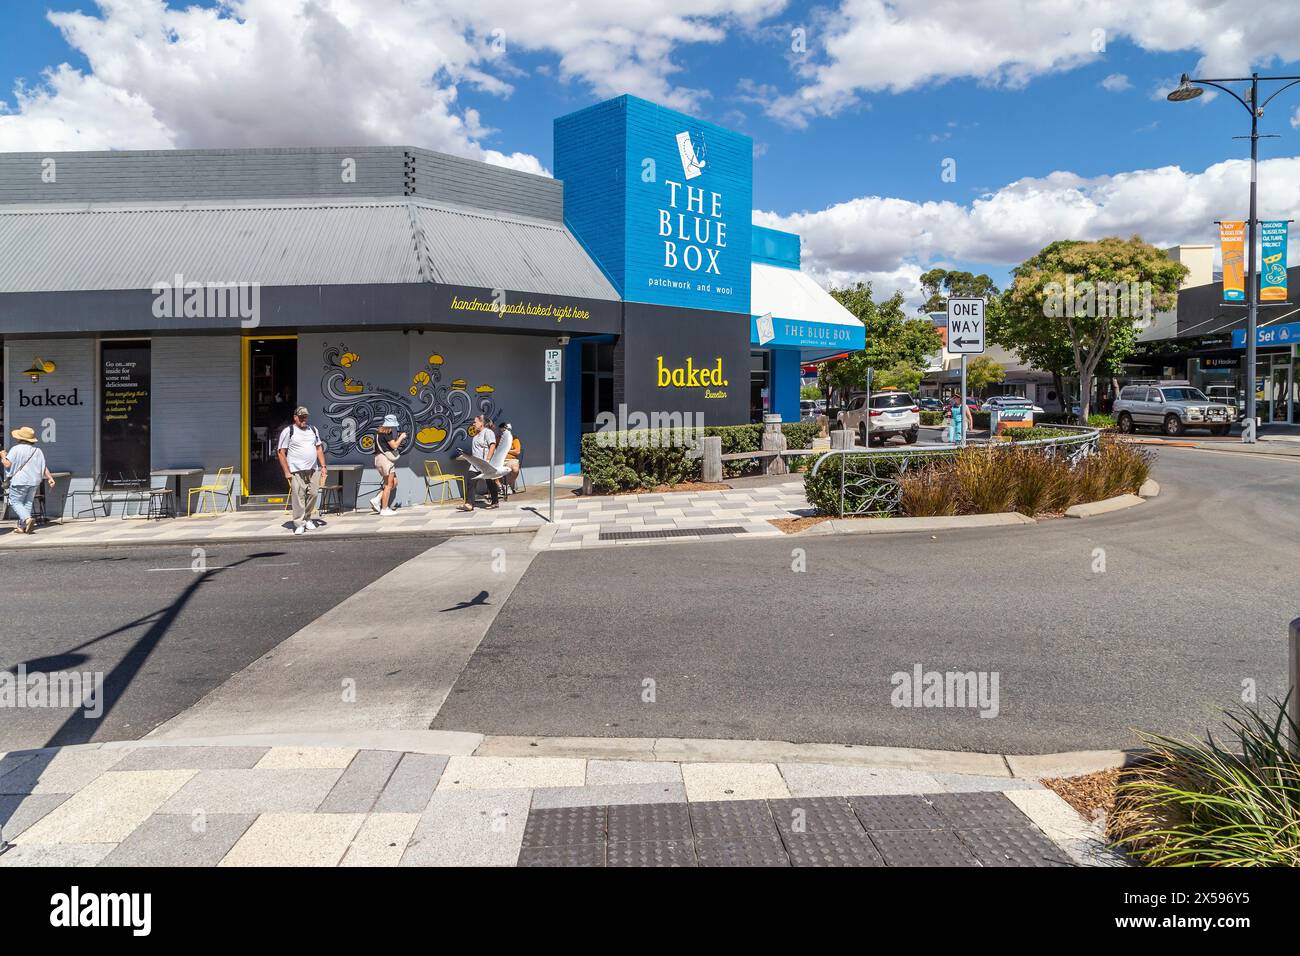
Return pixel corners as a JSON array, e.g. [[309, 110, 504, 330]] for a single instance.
[[840, 391, 920, 446]]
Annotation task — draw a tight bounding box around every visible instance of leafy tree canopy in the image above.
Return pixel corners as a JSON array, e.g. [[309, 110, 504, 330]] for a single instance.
[[995, 236, 1187, 420], [918, 268, 999, 315], [822, 281, 943, 397]]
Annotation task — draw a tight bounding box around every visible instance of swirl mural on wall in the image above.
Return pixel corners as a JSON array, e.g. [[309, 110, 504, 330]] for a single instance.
[[318, 342, 499, 456]]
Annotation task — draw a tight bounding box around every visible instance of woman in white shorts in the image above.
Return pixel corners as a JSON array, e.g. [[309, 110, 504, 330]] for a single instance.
[[370, 414, 407, 516]]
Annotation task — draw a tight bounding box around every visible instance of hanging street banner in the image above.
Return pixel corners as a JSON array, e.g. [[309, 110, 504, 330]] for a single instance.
[[1219, 220, 1246, 302], [1260, 220, 1289, 303]]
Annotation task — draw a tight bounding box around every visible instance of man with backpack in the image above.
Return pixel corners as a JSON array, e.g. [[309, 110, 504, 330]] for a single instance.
[[277, 406, 328, 535]]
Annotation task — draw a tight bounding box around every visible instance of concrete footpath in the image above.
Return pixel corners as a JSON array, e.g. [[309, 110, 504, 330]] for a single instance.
[[0, 736, 1126, 868], [0, 480, 804, 552]]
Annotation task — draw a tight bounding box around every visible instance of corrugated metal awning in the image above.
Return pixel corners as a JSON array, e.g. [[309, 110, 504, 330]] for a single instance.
[[0, 197, 618, 300]]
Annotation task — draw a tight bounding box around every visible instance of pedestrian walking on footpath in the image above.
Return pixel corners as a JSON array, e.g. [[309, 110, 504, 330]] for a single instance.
[[277, 406, 328, 535], [2, 426, 55, 534], [370, 413, 407, 516]]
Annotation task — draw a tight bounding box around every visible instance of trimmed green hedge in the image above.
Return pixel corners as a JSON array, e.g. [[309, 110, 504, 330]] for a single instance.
[[581, 421, 823, 493], [920, 410, 944, 426]]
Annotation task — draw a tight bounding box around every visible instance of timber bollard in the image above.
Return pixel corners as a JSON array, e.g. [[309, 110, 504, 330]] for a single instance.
[[701, 436, 723, 483], [761, 414, 788, 476]]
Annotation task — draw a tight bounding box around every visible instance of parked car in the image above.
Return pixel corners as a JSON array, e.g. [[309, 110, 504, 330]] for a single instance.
[[800, 399, 817, 421], [980, 395, 1045, 414], [1205, 384, 1245, 416], [918, 396, 945, 412], [1112, 382, 1234, 436], [839, 391, 920, 446]]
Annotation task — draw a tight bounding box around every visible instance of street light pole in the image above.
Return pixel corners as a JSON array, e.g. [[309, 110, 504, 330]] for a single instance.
[[1168, 71, 1300, 442]]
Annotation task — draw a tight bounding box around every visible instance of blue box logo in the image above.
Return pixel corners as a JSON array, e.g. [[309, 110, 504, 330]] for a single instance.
[[556, 95, 752, 316]]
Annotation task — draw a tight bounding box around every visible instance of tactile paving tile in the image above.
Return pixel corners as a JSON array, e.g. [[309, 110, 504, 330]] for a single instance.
[[867, 828, 980, 867], [607, 802, 692, 843], [689, 799, 778, 840], [780, 830, 887, 867], [606, 840, 698, 867], [925, 792, 1032, 829], [520, 805, 607, 848], [517, 843, 606, 867], [767, 797, 864, 834], [956, 826, 1072, 867], [695, 834, 790, 867], [849, 794, 945, 831]]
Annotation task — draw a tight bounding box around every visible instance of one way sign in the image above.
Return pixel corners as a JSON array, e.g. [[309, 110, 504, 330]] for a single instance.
[[947, 298, 986, 354]]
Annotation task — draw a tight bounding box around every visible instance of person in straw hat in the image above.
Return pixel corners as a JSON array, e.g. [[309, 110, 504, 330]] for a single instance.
[[1, 426, 55, 534]]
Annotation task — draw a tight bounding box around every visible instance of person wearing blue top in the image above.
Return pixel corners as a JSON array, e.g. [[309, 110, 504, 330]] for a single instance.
[[2, 426, 55, 534]]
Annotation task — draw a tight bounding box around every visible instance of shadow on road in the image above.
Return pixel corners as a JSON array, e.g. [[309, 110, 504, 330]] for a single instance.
[[0, 550, 285, 847]]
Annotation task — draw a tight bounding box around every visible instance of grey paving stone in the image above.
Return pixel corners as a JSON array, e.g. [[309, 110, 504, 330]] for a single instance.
[[868, 828, 980, 867], [99, 813, 256, 867], [373, 753, 448, 813], [608, 801, 691, 843], [521, 805, 606, 848], [0, 752, 39, 780], [926, 792, 1033, 829], [517, 843, 606, 867], [607, 840, 697, 867], [956, 826, 1072, 867], [158, 768, 343, 814], [529, 782, 686, 810], [0, 793, 69, 841], [781, 829, 887, 867], [0, 843, 116, 867], [850, 794, 945, 831], [689, 799, 778, 840], [696, 834, 789, 867], [402, 787, 530, 867], [319, 750, 402, 813], [112, 747, 270, 771], [767, 796, 863, 834]]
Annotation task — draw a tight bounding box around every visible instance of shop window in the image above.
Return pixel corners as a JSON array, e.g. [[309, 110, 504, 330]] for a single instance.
[[750, 350, 770, 423], [581, 340, 615, 431], [100, 340, 151, 488]]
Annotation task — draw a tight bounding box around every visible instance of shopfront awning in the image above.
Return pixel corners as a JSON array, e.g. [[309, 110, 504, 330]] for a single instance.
[[749, 262, 865, 359]]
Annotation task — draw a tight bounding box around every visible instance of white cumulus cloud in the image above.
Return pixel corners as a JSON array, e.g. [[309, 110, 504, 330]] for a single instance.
[[756, 156, 1300, 307], [770, 0, 1300, 126], [0, 0, 785, 174]]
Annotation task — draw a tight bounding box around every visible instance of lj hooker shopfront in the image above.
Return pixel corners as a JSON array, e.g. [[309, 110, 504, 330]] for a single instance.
[[1, 95, 843, 514]]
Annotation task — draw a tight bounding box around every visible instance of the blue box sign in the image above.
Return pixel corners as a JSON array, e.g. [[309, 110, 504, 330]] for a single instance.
[[556, 95, 752, 316], [1232, 321, 1300, 348], [751, 315, 865, 351]]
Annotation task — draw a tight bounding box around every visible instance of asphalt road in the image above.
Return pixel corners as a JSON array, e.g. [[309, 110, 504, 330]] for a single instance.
[[433, 446, 1298, 752], [0, 535, 443, 751]]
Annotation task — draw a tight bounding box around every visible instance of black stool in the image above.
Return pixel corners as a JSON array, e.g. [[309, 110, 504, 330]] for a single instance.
[[318, 483, 344, 515]]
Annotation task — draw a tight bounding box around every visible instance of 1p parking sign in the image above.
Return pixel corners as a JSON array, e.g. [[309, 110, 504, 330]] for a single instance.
[[544, 348, 562, 382]]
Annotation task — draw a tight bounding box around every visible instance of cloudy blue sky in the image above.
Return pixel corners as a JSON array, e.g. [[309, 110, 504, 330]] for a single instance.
[[3, 0, 1299, 307]]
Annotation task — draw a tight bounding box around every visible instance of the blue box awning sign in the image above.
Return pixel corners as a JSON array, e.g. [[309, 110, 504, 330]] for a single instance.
[[749, 314, 865, 350], [1232, 321, 1300, 348]]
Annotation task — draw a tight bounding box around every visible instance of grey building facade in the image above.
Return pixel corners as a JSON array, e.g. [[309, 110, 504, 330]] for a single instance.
[[0, 145, 624, 513]]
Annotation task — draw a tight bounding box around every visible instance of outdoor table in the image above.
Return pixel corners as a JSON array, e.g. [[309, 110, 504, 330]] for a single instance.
[[151, 468, 205, 519], [34, 472, 72, 524], [326, 463, 363, 510]]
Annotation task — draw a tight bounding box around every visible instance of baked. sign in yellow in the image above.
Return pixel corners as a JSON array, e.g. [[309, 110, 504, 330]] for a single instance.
[[656, 356, 728, 388]]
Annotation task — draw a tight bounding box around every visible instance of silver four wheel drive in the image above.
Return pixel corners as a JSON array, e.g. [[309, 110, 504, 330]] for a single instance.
[[1112, 382, 1235, 437]]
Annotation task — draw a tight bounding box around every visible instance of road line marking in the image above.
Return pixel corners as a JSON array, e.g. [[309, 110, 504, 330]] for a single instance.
[[146, 562, 301, 572]]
